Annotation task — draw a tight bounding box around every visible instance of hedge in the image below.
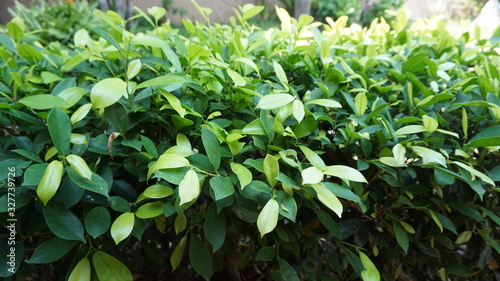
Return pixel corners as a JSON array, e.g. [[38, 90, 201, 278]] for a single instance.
[[0, 2, 499, 280]]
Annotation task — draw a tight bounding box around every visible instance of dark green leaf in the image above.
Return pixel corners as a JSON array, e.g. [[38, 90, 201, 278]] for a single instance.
[[85, 207, 111, 239], [279, 259, 300, 281], [28, 238, 78, 264], [189, 233, 212, 281], [209, 176, 234, 201], [201, 127, 221, 170], [43, 203, 85, 242], [47, 107, 71, 156], [204, 203, 226, 252]]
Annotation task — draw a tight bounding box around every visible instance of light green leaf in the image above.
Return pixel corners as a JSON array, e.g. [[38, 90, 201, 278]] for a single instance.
[[137, 75, 186, 89], [143, 184, 174, 199], [273, 60, 289, 89], [234, 57, 260, 75], [299, 146, 326, 170], [427, 209, 444, 233], [453, 161, 495, 186], [178, 170, 200, 206], [70, 134, 87, 145], [292, 100, 305, 123], [37, 160, 64, 205], [412, 146, 447, 167], [312, 183, 343, 217], [110, 212, 135, 245], [393, 143, 406, 167], [242, 119, 266, 135], [127, 59, 142, 80], [307, 99, 342, 108], [301, 166, 324, 185], [92, 251, 132, 281], [230, 162, 252, 189], [355, 92, 368, 115], [323, 165, 367, 183], [263, 154, 279, 187], [423, 115, 439, 133], [135, 201, 164, 219], [400, 221, 416, 234], [394, 125, 426, 136], [90, 78, 127, 109], [147, 154, 190, 179], [57, 87, 87, 108], [379, 157, 406, 167], [160, 89, 187, 117], [66, 154, 92, 180], [19, 95, 69, 110], [227, 69, 246, 86], [68, 257, 91, 281], [359, 252, 380, 281], [256, 94, 294, 110], [257, 198, 279, 237], [71, 103, 92, 124]]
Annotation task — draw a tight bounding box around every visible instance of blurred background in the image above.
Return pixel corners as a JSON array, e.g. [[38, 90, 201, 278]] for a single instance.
[[0, 0, 498, 33]]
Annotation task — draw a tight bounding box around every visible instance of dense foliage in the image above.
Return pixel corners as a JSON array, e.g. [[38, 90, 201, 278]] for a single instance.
[[1, 2, 500, 280]]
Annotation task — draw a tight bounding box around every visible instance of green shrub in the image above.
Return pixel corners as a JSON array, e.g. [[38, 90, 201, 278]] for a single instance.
[[7, 0, 103, 45], [1, 3, 500, 280]]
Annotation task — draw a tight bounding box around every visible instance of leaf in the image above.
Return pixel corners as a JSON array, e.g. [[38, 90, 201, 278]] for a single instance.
[[234, 57, 260, 75], [84, 207, 111, 239], [315, 210, 341, 237], [66, 154, 92, 180], [7, 22, 23, 43], [68, 257, 91, 281], [137, 75, 186, 89], [355, 92, 368, 115], [468, 125, 500, 147], [37, 160, 64, 205], [171, 236, 187, 270], [90, 78, 127, 109], [412, 146, 447, 167], [255, 246, 275, 261], [307, 99, 342, 108], [178, 170, 200, 206], [160, 89, 187, 117], [66, 167, 109, 198], [127, 59, 142, 79], [71, 103, 92, 124], [147, 154, 190, 179], [323, 165, 367, 183], [230, 163, 252, 189], [427, 209, 444, 233], [204, 203, 226, 252], [19, 95, 68, 109], [394, 125, 426, 136], [423, 115, 439, 133], [359, 252, 380, 281], [43, 203, 85, 242], [301, 166, 324, 185], [135, 201, 164, 219], [104, 103, 129, 135], [92, 251, 132, 281], [143, 184, 174, 199], [189, 233, 213, 280], [227, 69, 246, 86], [312, 183, 343, 217], [257, 198, 279, 237], [140, 135, 158, 159], [28, 238, 78, 264], [393, 144, 406, 167], [263, 154, 279, 187], [393, 221, 409, 254], [273, 60, 289, 89], [209, 176, 234, 201], [279, 259, 300, 281], [47, 107, 72, 156], [256, 94, 294, 110], [292, 100, 305, 123], [299, 146, 326, 170], [453, 161, 495, 186], [201, 127, 221, 170], [323, 182, 361, 203], [110, 212, 135, 245]]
